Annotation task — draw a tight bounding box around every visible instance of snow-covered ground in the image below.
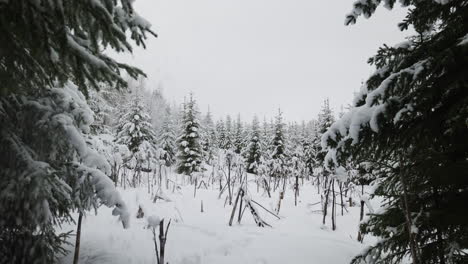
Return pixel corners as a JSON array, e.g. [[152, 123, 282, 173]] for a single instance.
[[59, 174, 371, 264]]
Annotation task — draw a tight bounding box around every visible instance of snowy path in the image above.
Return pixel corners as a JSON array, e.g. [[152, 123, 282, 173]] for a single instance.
[[59, 183, 367, 264]]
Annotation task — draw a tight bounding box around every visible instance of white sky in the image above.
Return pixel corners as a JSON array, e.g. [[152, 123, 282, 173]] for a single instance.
[[117, 0, 411, 122]]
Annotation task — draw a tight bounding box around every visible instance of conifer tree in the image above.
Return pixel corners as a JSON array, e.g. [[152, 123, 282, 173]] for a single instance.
[[216, 119, 227, 150], [0, 0, 156, 95], [201, 109, 216, 164], [271, 109, 287, 160], [245, 116, 262, 174], [115, 94, 157, 155], [0, 1, 153, 261], [158, 114, 176, 167], [176, 95, 203, 176], [232, 114, 245, 154], [224, 115, 233, 150], [324, 1, 468, 263]]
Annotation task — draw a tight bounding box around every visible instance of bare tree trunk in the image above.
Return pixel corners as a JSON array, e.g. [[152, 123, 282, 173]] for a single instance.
[[322, 176, 329, 225], [158, 219, 170, 264], [331, 179, 336, 230], [357, 184, 365, 242], [229, 189, 242, 226], [238, 191, 244, 223], [73, 212, 83, 264], [295, 173, 299, 206], [227, 161, 232, 205], [339, 182, 344, 216], [194, 177, 197, 198], [152, 227, 159, 264]]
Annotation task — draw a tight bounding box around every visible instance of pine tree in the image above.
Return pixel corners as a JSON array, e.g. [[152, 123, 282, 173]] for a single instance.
[[0, 83, 130, 263], [232, 114, 245, 154], [315, 99, 335, 169], [176, 95, 203, 176], [115, 94, 157, 155], [0, 1, 153, 261], [158, 114, 176, 167], [245, 116, 262, 174], [0, 0, 156, 95], [324, 1, 468, 263], [216, 119, 227, 150], [224, 115, 233, 150], [201, 109, 216, 164], [271, 109, 287, 160]]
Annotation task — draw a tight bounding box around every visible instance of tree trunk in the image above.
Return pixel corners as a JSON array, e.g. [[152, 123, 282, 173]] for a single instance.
[[399, 167, 420, 264], [322, 176, 329, 225], [158, 219, 168, 264], [227, 162, 232, 205], [295, 173, 299, 206], [73, 212, 83, 264], [339, 182, 344, 216], [229, 189, 242, 226], [331, 179, 336, 230]]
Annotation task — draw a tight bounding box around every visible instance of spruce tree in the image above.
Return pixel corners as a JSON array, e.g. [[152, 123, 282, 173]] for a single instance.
[[224, 115, 233, 150], [324, 1, 468, 263], [158, 115, 176, 167], [0, 0, 153, 261], [115, 94, 157, 155], [201, 109, 216, 164], [176, 95, 203, 176], [271, 109, 287, 160], [245, 116, 262, 174], [216, 119, 227, 150], [233, 114, 245, 154], [0, 0, 156, 95]]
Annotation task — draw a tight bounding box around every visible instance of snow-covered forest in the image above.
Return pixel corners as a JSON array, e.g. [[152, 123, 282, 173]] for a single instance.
[[0, 0, 467, 264]]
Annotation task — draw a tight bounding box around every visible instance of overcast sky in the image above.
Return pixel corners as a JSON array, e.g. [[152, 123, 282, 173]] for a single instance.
[[117, 0, 411, 122]]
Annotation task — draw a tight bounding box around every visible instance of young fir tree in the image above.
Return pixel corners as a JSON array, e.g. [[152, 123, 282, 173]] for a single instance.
[[216, 119, 227, 150], [271, 109, 287, 160], [224, 115, 233, 150], [245, 116, 262, 174], [201, 109, 216, 164], [158, 113, 177, 167], [315, 99, 335, 170], [232, 114, 245, 154], [115, 94, 157, 156], [176, 95, 203, 176], [323, 1, 468, 263], [260, 117, 272, 157]]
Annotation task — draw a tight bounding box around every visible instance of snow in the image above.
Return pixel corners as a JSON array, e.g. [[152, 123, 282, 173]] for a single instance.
[[147, 215, 162, 228], [58, 172, 373, 264], [458, 33, 468, 46]]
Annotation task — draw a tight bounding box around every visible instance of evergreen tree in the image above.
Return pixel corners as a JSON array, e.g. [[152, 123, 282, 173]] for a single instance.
[[245, 116, 262, 174], [232, 114, 245, 154], [271, 109, 287, 160], [115, 94, 157, 155], [324, 1, 468, 263], [0, 1, 153, 261], [158, 113, 176, 167], [216, 119, 227, 150], [0, 84, 129, 263], [176, 95, 203, 176], [201, 109, 216, 164], [315, 99, 335, 168], [224, 115, 233, 150], [0, 0, 156, 95]]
